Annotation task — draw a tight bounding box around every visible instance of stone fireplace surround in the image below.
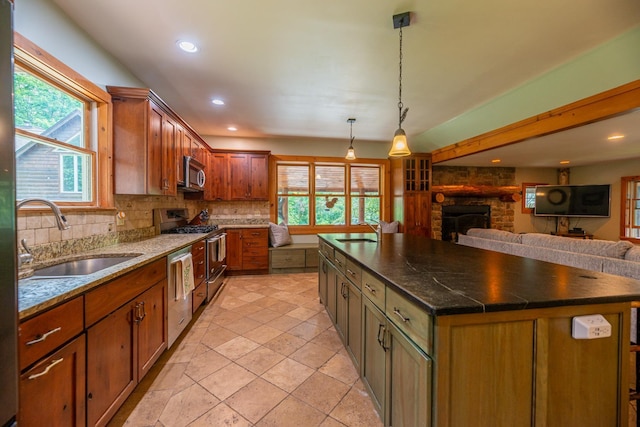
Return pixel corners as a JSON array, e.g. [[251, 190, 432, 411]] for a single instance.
[[431, 166, 517, 240]]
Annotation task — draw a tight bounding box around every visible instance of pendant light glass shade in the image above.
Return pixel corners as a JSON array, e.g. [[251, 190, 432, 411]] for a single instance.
[[389, 128, 410, 157], [345, 144, 356, 160], [389, 12, 412, 158], [345, 118, 357, 160]]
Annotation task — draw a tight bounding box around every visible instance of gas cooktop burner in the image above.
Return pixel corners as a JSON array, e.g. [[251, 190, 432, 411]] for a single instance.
[[164, 224, 218, 234]]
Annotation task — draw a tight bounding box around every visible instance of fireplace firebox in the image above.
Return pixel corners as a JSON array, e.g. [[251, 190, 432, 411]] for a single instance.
[[442, 205, 491, 242]]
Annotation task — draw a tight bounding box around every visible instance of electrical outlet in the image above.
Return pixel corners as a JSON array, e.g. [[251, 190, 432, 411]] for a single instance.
[[572, 314, 612, 339], [116, 211, 126, 226]]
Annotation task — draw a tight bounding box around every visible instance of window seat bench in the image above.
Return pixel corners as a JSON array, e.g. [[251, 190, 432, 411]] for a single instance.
[[268, 243, 319, 274]]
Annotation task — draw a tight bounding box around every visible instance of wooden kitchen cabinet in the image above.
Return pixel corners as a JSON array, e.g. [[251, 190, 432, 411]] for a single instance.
[[108, 86, 209, 197], [362, 294, 387, 416], [192, 239, 207, 312], [85, 258, 167, 427], [206, 151, 228, 201], [227, 152, 269, 200], [19, 334, 86, 427], [226, 228, 269, 274], [391, 153, 432, 237]]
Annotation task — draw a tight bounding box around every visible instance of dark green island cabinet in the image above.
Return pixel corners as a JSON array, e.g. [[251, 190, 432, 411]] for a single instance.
[[318, 233, 639, 427]]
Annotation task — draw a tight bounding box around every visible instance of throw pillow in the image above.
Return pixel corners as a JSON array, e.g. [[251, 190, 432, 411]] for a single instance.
[[379, 220, 399, 233], [268, 222, 292, 247]]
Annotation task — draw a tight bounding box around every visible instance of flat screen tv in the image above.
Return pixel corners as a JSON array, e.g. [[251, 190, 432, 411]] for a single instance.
[[534, 184, 611, 217]]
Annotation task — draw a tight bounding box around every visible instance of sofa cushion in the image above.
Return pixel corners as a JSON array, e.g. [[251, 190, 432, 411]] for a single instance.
[[379, 220, 399, 233], [521, 233, 632, 259], [625, 245, 640, 262], [466, 228, 522, 243]]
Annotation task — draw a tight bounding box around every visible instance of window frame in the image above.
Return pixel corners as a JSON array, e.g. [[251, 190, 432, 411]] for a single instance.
[[620, 175, 640, 243], [14, 33, 113, 210], [270, 155, 390, 234], [521, 182, 547, 214]]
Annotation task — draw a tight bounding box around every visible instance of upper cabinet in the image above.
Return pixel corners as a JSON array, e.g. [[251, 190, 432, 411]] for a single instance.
[[391, 154, 432, 237], [227, 152, 269, 200], [207, 151, 270, 201], [107, 86, 210, 196]]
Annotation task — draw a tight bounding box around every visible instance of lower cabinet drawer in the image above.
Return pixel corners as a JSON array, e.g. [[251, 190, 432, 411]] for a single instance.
[[361, 270, 386, 310], [271, 249, 306, 268], [386, 286, 433, 354], [19, 296, 84, 370], [193, 281, 207, 313]]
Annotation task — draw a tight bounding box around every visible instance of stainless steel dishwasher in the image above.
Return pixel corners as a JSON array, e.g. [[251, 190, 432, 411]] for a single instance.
[[167, 245, 193, 348]]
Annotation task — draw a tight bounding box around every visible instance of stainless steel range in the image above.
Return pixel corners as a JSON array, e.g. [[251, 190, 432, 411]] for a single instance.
[[155, 208, 227, 305]]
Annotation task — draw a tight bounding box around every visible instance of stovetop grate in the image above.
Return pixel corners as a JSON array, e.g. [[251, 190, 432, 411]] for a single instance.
[[163, 224, 218, 234]]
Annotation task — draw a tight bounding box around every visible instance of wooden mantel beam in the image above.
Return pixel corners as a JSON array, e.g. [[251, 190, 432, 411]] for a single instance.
[[432, 185, 521, 203], [430, 80, 640, 164]]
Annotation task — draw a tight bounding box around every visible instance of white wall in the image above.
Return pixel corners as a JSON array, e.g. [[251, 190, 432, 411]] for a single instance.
[[514, 159, 640, 240], [205, 135, 391, 158], [514, 167, 558, 234]]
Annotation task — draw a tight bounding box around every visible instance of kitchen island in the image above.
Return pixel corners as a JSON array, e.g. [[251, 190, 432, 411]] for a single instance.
[[318, 233, 640, 427]]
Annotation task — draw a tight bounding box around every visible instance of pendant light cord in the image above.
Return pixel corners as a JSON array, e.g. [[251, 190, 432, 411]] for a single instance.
[[398, 26, 408, 126]]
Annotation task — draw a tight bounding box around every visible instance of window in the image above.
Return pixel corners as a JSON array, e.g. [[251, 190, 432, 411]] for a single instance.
[[621, 176, 640, 242], [273, 156, 386, 231], [521, 182, 546, 214], [14, 34, 113, 208]]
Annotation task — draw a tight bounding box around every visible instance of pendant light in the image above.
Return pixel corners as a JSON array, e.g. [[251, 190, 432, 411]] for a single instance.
[[345, 118, 357, 160], [388, 12, 412, 157]]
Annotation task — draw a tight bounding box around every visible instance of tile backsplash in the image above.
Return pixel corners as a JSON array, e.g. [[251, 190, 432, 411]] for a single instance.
[[17, 194, 269, 264]]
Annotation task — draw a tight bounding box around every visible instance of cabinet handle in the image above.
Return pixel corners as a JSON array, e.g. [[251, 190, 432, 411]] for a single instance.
[[135, 302, 146, 323], [377, 324, 388, 351], [28, 358, 63, 380], [26, 327, 62, 345], [393, 307, 410, 323], [322, 263, 328, 273], [334, 258, 343, 267], [346, 268, 356, 277], [364, 284, 376, 295], [341, 283, 348, 299]]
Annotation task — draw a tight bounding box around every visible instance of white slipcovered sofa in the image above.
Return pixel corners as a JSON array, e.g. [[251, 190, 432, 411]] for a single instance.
[[458, 228, 640, 280]]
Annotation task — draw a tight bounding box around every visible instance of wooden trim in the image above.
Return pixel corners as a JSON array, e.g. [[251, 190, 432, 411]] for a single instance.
[[620, 175, 640, 241], [14, 32, 114, 209], [431, 80, 640, 164]]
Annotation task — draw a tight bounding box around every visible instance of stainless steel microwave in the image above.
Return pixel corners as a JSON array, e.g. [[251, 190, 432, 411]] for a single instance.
[[178, 156, 206, 192]]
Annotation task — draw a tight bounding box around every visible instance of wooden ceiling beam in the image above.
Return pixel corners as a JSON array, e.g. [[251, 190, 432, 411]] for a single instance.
[[431, 79, 640, 164]]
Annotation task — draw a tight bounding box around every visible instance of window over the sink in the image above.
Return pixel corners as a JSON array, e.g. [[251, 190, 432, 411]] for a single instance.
[[13, 34, 113, 208]]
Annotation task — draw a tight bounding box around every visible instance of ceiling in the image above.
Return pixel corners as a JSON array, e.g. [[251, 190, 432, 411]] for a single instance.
[[51, 0, 640, 160]]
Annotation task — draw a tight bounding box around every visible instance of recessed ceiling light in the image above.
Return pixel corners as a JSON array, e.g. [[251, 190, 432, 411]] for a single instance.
[[491, 159, 501, 163], [607, 134, 625, 141], [211, 99, 225, 106], [177, 40, 198, 53], [227, 126, 237, 132], [560, 160, 571, 165]]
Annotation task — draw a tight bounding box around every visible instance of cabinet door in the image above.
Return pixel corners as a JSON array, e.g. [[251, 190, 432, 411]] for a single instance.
[[19, 334, 86, 427], [147, 103, 164, 195], [86, 302, 136, 427], [346, 280, 362, 372], [248, 153, 268, 200], [386, 321, 431, 427], [362, 296, 386, 418], [162, 115, 177, 196], [404, 193, 431, 237], [175, 124, 185, 185], [228, 153, 250, 200], [226, 229, 242, 271], [207, 152, 227, 200], [136, 280, 167, 381], [335, 272, 348, 343], [318, 256, 328, 305], [326, 262, 338, 323]]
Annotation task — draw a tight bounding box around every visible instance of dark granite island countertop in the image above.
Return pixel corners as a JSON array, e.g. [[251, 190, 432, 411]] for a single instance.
[[319, 233, 640, 316]]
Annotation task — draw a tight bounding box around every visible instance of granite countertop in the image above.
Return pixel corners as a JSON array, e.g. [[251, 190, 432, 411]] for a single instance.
[[320, 233, 640, 316], [18, 233, 209, 320]]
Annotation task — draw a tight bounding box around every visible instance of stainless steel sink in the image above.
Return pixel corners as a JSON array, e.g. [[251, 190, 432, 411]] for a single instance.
[[336, 238, 377, 243], [31, 255, 139, 278]]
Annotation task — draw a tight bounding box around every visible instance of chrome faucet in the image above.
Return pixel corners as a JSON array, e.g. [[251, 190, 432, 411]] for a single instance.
[[16, 198, 70, 266], [360, 221, 381, 242]]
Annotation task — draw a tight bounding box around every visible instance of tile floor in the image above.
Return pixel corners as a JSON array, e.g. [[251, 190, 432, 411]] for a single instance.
[[109, 273, 382, 427]]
